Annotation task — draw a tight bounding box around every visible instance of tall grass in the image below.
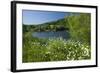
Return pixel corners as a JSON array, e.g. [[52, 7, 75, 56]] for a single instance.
[[23, 33, 91, 63]]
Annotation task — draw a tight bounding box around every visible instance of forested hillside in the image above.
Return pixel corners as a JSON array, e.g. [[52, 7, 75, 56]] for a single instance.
[[23, 18, 69, 33]]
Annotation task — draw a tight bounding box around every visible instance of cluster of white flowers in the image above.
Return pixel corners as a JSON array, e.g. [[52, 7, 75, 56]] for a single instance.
[[30, 37, 91, 61]]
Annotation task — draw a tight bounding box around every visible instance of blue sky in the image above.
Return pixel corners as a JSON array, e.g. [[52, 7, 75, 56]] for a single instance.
[[23, 10, 70, 25]]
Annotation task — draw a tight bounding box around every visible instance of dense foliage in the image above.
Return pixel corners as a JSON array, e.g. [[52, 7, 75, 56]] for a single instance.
[[23, 33, 90, 62], [65, 13, 91, 43]]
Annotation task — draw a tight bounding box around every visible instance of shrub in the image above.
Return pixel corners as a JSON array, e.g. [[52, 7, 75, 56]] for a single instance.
[[65, 13, 91, 43]]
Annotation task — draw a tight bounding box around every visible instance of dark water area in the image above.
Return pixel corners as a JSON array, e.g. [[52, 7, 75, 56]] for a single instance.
[[32, 30, 70, 40]]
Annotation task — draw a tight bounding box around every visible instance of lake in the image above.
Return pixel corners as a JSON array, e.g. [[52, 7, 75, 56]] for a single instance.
[[32, 31, 70, 40]]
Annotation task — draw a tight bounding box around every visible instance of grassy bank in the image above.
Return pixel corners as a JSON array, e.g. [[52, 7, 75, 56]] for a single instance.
[[23, 32, 91, 63]]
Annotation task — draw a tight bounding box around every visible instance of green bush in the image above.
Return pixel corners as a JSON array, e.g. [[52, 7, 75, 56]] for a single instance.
[[65, 13, 91, 43]]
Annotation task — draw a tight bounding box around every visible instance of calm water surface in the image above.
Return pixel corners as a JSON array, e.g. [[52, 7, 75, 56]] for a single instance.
[[32, 31, 70, 40]]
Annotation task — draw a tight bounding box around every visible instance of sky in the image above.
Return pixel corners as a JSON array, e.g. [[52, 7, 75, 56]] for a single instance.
[[23, 10, 70, 25]]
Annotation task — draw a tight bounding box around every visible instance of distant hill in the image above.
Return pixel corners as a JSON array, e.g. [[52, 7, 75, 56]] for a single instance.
[[23, 18, 69, 32]]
